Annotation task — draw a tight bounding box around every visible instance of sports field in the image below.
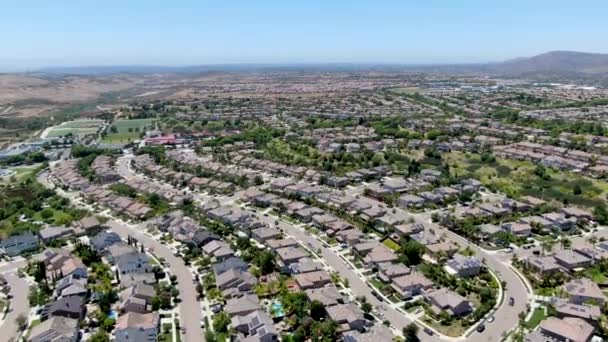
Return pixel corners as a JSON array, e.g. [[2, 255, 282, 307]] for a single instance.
[[114, 118, 156, 133]]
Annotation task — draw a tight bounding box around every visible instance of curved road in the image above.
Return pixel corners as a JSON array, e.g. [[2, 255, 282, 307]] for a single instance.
[[107, 221, 204, 342], [37, 168, 204, 342]]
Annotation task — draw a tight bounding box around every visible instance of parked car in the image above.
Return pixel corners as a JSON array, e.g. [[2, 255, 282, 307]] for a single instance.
[[424, 328, 434, 336], [477, 324, 486, 333]]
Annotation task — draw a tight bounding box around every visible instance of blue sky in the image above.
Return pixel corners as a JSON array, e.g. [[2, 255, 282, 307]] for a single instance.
[[1, 0, 607, 70]]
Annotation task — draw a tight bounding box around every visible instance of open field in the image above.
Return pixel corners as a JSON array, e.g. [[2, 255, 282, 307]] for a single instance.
[[114, 118, 156, 133], [102, 132, 141, 143], [439, 152, 608, 209], [45, 119, 104, 138]]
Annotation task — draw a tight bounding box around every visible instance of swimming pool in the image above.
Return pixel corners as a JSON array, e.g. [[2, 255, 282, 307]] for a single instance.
[[271, 302, 285, 318]]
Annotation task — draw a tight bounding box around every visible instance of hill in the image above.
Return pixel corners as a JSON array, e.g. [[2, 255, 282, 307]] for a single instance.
[[489, 51, 608, 76]]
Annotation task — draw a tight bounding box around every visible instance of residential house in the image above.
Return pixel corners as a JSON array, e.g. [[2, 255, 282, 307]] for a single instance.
[[0, 231, 39, 256], [29, 316, 79, 342], [225, 294, 262, 316], [554, 250, 592, 272], [391, 272, 433, 299], [294, 270, 332, 290], [231, 310, 277, 342], [252, 227, 281, 243], [40, 296, 85, 321], [446, 253, 482, 278], [116, 252, 153, 275], [424, 288, 473, 316], [377, 263, 410, 283], [563, 278, 606, 305], [115, 312, 159, 342], [305, 285, 343, 307], [538, 317, 594, 342], [276, 246, 308, 266], [525, 255, 561, 275], [90, 231, 122, 252], [326, 304, 366, 333]]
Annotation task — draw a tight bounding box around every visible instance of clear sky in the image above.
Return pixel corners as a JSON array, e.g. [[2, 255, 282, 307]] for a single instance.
[[1, 0, 607, 70]]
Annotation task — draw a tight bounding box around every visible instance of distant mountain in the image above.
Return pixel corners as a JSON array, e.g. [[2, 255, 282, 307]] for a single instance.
[[33, 51, 608, 81], [488, 51, 608, 76]]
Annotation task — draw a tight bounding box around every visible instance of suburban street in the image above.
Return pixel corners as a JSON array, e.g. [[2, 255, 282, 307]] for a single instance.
[[107, 221, 204, 342], [37, 169, 205, 342], [0, 260, 29, 341]]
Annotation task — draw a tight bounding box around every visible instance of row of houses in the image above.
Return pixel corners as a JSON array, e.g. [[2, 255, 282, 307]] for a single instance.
[[0, 215, 102, 257], [117, 178, 190, 205], [166, 149, 257, 186], [51, 161, 153, 219], [133, 154, 236, 195], [494, 142, 608, 176], [478, 206, 594, 239], [29, 231, 159, 342], [91, 230, 160, 341], [524, 277, 605, 342], [232, 152, 327, 183]]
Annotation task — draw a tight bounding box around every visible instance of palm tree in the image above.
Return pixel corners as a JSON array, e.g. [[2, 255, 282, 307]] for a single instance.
[[541, 240, 555, 256], [560, 237, 572, 250]]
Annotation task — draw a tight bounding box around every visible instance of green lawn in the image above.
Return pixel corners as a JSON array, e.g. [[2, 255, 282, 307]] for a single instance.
[[534, 287, 556, 296], [114, 118, 156, 133], [1, 166, 38, 183], [525, 307, 546, 329], [423, 316, 467, 337], [584, 266, 608, 284], [46, 127, 99, 138], [102, 132, 141, 143], [382, 238, 401, 251]]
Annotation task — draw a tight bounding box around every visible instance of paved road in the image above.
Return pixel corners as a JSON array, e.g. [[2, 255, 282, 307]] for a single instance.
[[107, 221, 204, 342], [0, 261, 30, 341]]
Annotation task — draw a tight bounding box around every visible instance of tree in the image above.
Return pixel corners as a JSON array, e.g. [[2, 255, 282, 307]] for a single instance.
[[15, 314, 27, 331], [541, 240, 555, 256], [254, 175, 264, 186], [361, 301, 373, 314], [594, 204, 608, 225], [310, 300, 325, 321], [560, 237, 572, 250], [253, 250, 276, 275], [403, 323, 420, 342], [400, 239, 424, 266], [213, 311, 231, 333]]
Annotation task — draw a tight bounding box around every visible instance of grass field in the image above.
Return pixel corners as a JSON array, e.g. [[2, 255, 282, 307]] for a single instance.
[[440, 152, 608, 209], [46, 119, 104, 138], [102, 132, 141, 143], [114, 118, 156, 133], [525, 307, 546, 329], [46, 127, 99, 138], [1, 165, 39, 183]]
